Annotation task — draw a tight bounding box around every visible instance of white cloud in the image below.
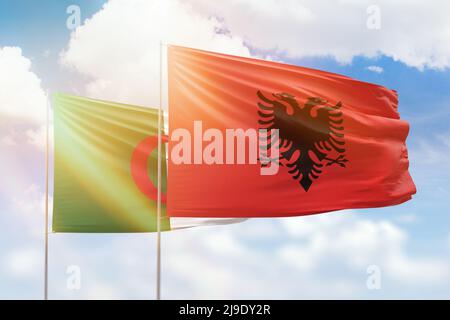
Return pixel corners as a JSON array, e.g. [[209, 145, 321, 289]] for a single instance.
[[42, 50, 51, 59], [0, 47, 47, 123], [278, 214, 449, 286], [8, 213, 446, 299], [11, 184, 48, 238], [60, 0, 252, 107], [0, 135, 17, 147], [26, 126, 46, 149], [26, 124, 53, 150], [366, 65, 384, 73], [3, 248, 41, 279], [385, 253, 448, 284], [12, 184, 45, 217], [159, 214, 450, 299], [191, 0, 450, 70], [0, 46, 48, 152]]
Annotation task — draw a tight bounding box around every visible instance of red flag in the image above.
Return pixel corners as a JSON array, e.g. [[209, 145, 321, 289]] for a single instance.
[[167, 46, 416, 217]]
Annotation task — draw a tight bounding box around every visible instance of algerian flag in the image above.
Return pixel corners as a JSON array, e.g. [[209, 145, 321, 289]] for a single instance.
[[53, 93, 170, 232]]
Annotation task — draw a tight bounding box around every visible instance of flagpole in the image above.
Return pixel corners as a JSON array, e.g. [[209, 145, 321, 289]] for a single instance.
[[44, 91, 50, 300], [156, 41, 163, 300]]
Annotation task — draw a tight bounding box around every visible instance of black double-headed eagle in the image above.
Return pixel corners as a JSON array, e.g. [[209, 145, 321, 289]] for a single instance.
[[257, 91, 348, 191]]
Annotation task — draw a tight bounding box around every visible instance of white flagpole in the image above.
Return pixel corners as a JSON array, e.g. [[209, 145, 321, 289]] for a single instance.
[[44, 91, 50, 300], [156, 41, 163, 300]]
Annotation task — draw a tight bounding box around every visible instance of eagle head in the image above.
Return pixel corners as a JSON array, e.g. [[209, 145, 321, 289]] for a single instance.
[[306, 97, 328, 106], [273, 92, 296, 103], [304, 97, 328, 117], [272, 92, 298, 115]]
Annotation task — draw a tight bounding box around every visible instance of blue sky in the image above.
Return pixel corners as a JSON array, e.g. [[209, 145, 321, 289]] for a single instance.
[[0, 0, 105, 90], [1, 0, 450, 299]]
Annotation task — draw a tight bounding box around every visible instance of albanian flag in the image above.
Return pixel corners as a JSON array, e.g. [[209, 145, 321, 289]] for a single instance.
[[167, 46, 416, 218]]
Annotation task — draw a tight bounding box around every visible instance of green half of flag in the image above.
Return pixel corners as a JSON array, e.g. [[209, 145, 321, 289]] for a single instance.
[[52, 93, 171, 232]]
